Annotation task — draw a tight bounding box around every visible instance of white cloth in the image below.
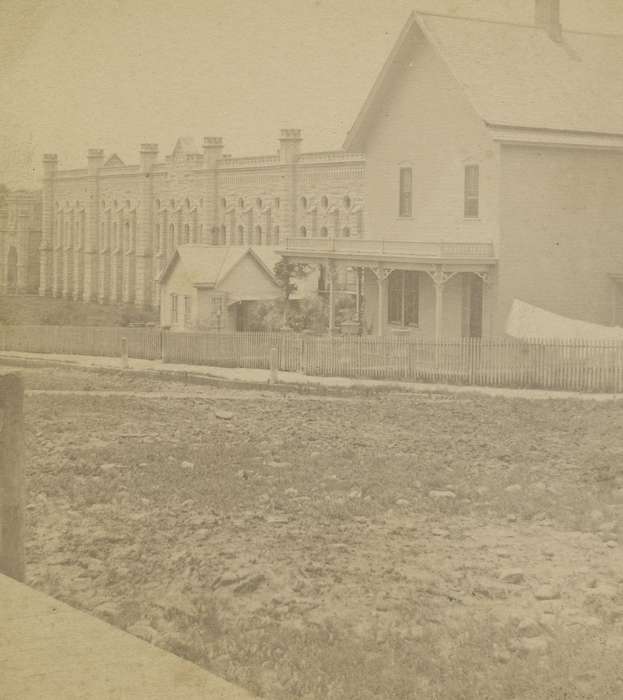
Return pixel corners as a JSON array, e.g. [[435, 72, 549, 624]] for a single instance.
[[505, 299, 623, 340]]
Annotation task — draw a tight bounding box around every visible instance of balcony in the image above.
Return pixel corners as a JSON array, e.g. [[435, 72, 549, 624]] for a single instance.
[[279, 237, 496, 261]]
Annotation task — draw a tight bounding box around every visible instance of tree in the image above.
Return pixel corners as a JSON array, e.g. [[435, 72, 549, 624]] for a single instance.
[[273, 258, 309, 326]]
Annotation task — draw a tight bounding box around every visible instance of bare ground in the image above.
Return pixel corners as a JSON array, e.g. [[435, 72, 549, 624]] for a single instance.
[[13, 364, 623, 699]]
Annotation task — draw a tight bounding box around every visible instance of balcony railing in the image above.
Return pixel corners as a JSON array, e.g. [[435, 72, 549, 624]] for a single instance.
[[281, 237, 495, 259]]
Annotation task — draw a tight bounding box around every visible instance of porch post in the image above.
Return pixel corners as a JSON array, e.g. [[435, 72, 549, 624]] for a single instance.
[[372, 264, 391, 337], [476, 271, 491, 337], [434, 275, 444, 340]]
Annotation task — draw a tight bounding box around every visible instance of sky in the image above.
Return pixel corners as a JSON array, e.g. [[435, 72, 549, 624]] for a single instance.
[[1, 0, 623, 188]]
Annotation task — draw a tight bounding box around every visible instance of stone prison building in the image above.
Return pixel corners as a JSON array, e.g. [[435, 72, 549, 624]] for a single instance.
[[4, 131, 364, 310]]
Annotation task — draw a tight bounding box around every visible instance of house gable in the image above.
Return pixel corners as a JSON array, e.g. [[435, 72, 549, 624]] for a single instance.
[[361, 21, 499, 246], [218, 250, 281, 302]]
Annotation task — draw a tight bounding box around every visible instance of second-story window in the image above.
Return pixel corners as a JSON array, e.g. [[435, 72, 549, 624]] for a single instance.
[[399, 167, 412, 217], [464, 164, 479, 218]]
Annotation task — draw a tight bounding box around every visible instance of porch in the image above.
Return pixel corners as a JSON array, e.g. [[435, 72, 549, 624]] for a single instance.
[[278, 238, 497, 337]]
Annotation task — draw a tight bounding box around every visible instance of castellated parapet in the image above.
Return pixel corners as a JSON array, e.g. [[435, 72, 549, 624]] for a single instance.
[[18, 130, 365, 309]]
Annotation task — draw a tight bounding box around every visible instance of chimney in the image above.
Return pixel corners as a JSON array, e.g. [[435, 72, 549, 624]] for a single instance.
[[202, 137, 224, 169], [139, 143, 159, 173], [535, 0, 562, 42], [279, 129, 302, 165]]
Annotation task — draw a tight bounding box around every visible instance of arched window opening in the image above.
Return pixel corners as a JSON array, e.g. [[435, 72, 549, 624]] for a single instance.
[[185, 198, 190, 209], [321, 196, 328, 209], [299, 226, 307, 238], [184, 223, 190, 243], [124, 221, 130, 250], [274, 197, 280, 209], [256, 198, 263, 209], [343, 195, 351, 209], [155, 198, 161, 209], [300, 196, 307, 209], [255, 225, 262, 245], [273, 225, 280, 245], [169, 224, 175, 251], [237, 225, 244, 245], [238, 198, 244, 209], [342, 227, 351, 238], [221, 197, 227, 208], [320, 226, 328, 238]]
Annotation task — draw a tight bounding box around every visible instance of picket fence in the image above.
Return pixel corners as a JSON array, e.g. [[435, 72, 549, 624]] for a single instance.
[[2, 325, 623, 393]]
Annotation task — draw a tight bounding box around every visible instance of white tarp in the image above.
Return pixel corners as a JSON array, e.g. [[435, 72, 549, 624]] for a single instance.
[[505, 299, 623, 340]]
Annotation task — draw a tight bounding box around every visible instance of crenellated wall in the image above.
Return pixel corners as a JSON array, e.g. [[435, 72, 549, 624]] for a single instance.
[[33, 130, 365, 309]]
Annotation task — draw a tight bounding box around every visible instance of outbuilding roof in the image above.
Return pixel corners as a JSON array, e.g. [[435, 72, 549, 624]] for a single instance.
[[158, 245, 279, 289]]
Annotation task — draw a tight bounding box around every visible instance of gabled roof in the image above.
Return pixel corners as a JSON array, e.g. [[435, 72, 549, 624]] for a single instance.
[[158, 245, 279, 289], [344, 11, 623, 151], [171, 137, 198, 158], [103, 154, 125, 167]]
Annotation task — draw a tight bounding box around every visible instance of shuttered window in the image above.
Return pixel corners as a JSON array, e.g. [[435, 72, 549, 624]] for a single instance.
[[464, 165, 479, 218], [399, 167, 413, 217]]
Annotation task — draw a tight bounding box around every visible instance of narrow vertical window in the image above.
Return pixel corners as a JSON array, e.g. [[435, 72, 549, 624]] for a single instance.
[[399, 167, 412, 217], [464, 164, 479, 218], [387, 271, 419, 326], [184, 295, 192, 326], [171, 294, 178, 324]]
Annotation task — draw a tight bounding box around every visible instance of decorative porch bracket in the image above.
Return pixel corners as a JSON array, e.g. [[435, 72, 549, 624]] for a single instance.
[[425, 266, 459, 339], [370, 264, 394, 336]]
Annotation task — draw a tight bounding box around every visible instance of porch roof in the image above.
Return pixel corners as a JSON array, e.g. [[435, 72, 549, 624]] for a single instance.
[[276, 237, 497, 269]]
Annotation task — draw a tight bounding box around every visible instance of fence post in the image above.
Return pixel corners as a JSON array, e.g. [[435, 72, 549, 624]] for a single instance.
[[120, 336, 129, 369], [298, 335, 306, 375], [269, 346, 279, 384], [0, 373, 25, 582]]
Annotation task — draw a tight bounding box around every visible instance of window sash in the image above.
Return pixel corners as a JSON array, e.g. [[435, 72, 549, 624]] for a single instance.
[[399, 168, 413, 217], [387, 271, 419, 326], [171, 294, 178, 323], [464, 165, 479, 218]]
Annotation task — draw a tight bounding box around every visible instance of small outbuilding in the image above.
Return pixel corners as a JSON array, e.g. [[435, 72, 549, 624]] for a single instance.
[[158, 245, 282, 331]]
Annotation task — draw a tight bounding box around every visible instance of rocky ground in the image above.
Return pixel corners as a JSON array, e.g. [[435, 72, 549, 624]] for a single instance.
[[13, 364, 623, 699]]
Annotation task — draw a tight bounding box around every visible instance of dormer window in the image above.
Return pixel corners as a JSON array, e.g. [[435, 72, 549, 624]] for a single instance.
[[464, 165, 479, 218]]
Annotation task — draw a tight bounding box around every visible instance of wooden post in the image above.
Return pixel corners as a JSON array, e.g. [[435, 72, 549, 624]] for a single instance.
[[269, 346, 279, 383], [0, 372, 25, 582], [120, 336, 129, 369]]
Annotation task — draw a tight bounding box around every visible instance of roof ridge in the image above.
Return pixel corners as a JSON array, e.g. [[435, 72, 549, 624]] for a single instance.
[[415, 10, 623, 39], [415, 10, 534, 30]]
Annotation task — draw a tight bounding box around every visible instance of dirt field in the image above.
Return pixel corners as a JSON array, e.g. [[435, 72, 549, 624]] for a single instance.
[[13, 364, 623, 699]]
